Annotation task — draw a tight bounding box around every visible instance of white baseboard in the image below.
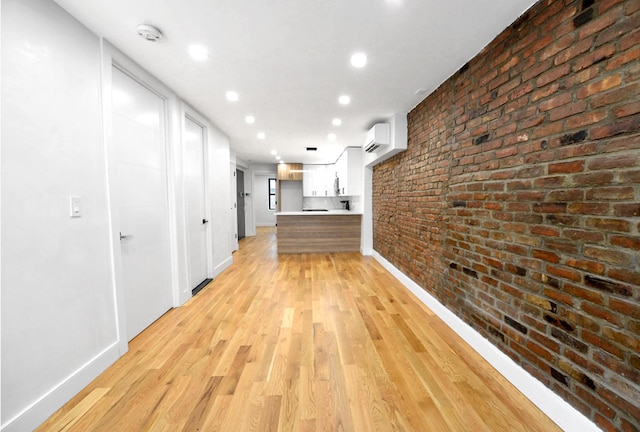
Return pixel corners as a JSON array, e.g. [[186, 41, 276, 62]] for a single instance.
[[1, 342, 120, 432], [212, 255, 233, 280], [360, 246, 374, 256], [3, 256, 236, 432], [372, 251, 601, 432]]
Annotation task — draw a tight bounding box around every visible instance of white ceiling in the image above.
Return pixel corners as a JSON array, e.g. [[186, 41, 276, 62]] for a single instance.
[[53, 0, 536, 165]]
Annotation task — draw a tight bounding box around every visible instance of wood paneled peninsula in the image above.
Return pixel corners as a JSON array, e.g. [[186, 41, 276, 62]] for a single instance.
[[276, 210, 362, 254]]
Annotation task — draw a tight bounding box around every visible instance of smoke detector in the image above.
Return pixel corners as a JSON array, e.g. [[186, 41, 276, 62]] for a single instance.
[[136, 24, 162, 42]]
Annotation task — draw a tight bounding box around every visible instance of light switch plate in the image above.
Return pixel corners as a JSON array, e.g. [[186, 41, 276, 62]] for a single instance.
[[70, 196, 82, 218]]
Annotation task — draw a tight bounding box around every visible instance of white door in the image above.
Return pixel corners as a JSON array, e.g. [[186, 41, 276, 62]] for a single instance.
[[112, 67, 172, 341], [184, 117, 209, 290]]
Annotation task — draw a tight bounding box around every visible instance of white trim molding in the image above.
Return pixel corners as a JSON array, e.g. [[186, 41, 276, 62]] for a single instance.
[[372, 251, 602, 432], [1, 344, 120, 432], [212, 255, 234, 280]]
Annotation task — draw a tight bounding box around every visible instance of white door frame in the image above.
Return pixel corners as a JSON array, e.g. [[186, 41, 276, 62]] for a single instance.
[[100, 40, 181, 355], [230, 161, 239, 251], [181, 104, 213, 294]]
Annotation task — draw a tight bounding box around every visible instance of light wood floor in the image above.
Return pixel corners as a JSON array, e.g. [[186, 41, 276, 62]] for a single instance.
[[38, 227, 561, 431]]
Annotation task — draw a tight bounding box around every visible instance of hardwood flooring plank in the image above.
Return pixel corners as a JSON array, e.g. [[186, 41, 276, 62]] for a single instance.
[[37, 227, 562, 432], [259, 395, 282, 432], [198, 394, 232, 432], [236, 382, 267, 432], [215, 345, 252, 395], [279, 332, 302, 431], [298, 365, 316, 420], [327, 329, 356, 432], [312, 381, 334, 432], [180, 375, 223, 431], [37, 387, 109, 432]]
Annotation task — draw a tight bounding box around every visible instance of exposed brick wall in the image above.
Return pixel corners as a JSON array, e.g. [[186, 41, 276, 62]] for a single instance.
[[374, 85, 452, 296], [372, 0, 640, 430]]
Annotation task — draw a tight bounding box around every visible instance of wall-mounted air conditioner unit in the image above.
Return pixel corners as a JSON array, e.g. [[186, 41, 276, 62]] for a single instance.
[[363, 123, 390, 153]]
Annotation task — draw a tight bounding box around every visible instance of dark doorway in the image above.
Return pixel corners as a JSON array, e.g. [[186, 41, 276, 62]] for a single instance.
[[236, 168, 245, 240]]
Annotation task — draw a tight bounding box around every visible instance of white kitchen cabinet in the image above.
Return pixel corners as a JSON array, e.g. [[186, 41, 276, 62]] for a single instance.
[[335, 155, 346, 195], [325, 164, 336, 197], [303, 164, 328, 196], [335, 147, 362, 196], [302, 164, 315, 196], [302, 148, 361, 197]]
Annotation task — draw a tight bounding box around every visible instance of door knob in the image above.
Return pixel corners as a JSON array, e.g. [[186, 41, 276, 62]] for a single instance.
[[202, 219, 209, 224], [119, 232, 133, 240]]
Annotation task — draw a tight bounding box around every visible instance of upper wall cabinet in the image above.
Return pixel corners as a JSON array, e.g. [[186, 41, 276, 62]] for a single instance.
[[303, 163, 338, 197], [277, 163, 303, 181], [335, 147, 362, 196], [303, 164, 327, 196], [325, 164, 337, 197]]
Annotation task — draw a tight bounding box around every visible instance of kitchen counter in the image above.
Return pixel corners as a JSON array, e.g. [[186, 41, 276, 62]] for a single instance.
[[276, 211, 361, 254], [276, 209, 362, 216]]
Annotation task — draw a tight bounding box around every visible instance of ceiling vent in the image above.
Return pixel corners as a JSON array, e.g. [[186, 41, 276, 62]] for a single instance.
[[363, 123, 390, 153]]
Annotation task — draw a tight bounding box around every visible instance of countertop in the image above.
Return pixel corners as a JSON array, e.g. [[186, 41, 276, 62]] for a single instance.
[[276, 210, 362, 216]]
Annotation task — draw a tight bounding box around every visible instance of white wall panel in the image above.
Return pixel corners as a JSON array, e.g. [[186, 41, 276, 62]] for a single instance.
[[209, 127, 235, 271], [1, 0, 118, 428], [254, 174, 277, 226], [1, 1, 235, 430]]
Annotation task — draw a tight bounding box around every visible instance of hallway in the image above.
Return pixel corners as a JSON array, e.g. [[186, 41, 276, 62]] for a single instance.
[[38, 227, 560, 431]]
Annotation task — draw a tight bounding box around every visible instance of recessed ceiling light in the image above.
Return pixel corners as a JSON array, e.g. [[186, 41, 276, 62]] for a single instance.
[[279, 160, 285, 164], [188, 44, 209, 61], [257, 132, 266, 140], [332, 118, 342, 126], [245, 115, 255, 124], [338, 95, 351, 105], [270, 149, 277, 155], [350, 52, 367, 68], [225, 91, 239, 102], [275, 155, 281, 160], [328, 133, 337, 141]]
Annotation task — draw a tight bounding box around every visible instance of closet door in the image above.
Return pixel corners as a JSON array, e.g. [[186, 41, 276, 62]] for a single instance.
[[184, 116, 209, 291], [112, 66, 172, 341]]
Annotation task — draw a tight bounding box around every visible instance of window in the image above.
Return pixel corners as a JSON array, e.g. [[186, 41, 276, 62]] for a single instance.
[[268, 178, 276, 210]]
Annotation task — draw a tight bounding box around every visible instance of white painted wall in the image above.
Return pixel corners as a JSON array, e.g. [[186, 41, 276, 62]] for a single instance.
[[361, 112, 407, 255], [1, 0, 235, 429], [254, 174, 277, 226], [207, 124, 235, 276], [249, 163, 277, 228], [1, 0, 118, 429], [361, 166, 374, 256]]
